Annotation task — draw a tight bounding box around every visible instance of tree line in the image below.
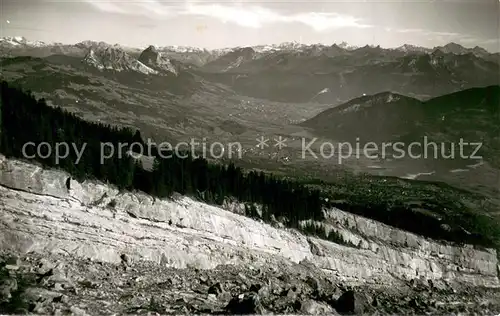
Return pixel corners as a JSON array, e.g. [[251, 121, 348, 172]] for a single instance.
[[1, 80, 497, 249], [0, 80, 325, 229]]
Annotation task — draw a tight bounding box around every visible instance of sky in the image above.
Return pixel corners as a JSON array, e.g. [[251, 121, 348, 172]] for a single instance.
[[0, 0, 499, 51]]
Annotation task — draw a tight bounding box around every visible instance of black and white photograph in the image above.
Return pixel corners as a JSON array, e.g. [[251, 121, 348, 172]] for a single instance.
[[0, 0, 499, 314]]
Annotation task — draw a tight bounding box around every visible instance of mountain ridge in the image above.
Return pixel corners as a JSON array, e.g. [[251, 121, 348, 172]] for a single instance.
[[301, 85, 500, 167], [1, 35, 497, 55]]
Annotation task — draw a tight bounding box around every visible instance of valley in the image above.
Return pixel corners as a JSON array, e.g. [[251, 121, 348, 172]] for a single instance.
[[2, 36, 499, 217], [1, 34, 500, 315]]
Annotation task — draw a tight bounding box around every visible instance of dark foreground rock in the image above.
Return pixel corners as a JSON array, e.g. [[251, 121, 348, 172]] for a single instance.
[[1, 252, 499, 315], [335, 290, 372, 314]]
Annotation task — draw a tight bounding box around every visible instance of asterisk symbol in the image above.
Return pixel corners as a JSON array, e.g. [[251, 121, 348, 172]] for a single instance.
[[274, 136, 287, 150], [256, 136, 269, 149]]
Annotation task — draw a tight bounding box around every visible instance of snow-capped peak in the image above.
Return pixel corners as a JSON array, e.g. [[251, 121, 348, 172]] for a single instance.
[[337, 41, 358, 50], [252, 41, 359, 53], [155, 45, 206, 53], [0, 36, 49, 47], [252, 41, 318, 53], [396, 44, 431, 53]]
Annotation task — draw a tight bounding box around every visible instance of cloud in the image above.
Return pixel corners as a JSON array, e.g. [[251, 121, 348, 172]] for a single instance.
[[459, 37, 498, 47], [84, 0, 372, 31], [480, 38, 498, 45], [385, 28, 465, 38], [382, 26, 494, 47], [137, 23, 159, 29], [431, 31, 461, 38], [395, 28, 426, 34], [389, 27, 472, 43], [3, 25, 53, 33], [290, 12, 372, 31], [184, 3, 284, 28], [85, 0, 182, 17], [394, 28, 460, 38], [392, 27, 498, 49]]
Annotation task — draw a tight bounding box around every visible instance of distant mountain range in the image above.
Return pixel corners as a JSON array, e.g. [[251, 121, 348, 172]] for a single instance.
[[1, 36, 497, 56], [0, 37, 222, 67], [1, 36, 498, 67], [1, 35, 499, 110], [1, 36, 499, 194], [196, 44, 499, 104]]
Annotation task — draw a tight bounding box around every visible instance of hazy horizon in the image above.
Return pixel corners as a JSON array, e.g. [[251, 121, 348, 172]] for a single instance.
[[1, 0, 499, 52], [1, 34, 498, 53]]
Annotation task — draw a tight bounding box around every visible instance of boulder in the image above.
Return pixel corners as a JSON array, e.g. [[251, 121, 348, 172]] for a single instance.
[[335, 290, 372, 315]]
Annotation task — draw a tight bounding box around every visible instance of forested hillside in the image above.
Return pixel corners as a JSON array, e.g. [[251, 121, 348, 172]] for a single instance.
[[1, 80, 499, 249], [0, 80, 324, 229]]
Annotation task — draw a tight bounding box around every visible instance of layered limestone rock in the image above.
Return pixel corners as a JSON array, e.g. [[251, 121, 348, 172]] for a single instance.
[[0, 154, 498, 288]]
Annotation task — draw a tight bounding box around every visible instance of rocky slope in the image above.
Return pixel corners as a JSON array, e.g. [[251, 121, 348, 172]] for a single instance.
[[3, 251, 500, 315], [0, 154, 499, 314], [138, 46, 178, 75]]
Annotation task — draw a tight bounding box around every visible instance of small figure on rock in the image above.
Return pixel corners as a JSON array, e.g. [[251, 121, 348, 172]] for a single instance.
[[65, 177, 71, 191], [120, 254, 130, 270]]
